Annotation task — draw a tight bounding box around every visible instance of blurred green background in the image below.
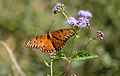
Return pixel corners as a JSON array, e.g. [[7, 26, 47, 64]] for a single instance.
[[0, 0, 120, 76]]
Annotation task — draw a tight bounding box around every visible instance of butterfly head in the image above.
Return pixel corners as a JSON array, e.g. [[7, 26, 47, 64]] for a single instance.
[[47, 31, 53, 39]]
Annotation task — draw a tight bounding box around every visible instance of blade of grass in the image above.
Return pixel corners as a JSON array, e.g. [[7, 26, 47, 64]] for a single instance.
[[0, 40, 26, 76]]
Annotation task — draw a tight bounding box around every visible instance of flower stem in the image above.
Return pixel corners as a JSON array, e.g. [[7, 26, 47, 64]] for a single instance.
[[62, 11, 68, 20], [66, 57, 71, 70], [50, 59, 53, 76], [82, 37, 96, 50], [70, 36, 75, 57], [70, 28, 82, 57]]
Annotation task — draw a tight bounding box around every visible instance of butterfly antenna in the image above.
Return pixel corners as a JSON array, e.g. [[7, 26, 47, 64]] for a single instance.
[[32, 24, 48, 34], [47, 21, 54, 32]]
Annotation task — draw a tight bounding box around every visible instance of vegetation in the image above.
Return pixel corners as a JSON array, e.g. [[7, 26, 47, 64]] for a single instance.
[[0, 0, 120, 76]]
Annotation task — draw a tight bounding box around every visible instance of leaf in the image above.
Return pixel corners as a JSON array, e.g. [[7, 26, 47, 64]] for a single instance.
[[89, 36, 93, 41], [75, 34, 80, 38], [50, 53, 68, 60], [54, 72, 64, 76], [72, 51, 98, 60], [44, 60, 50, 67]]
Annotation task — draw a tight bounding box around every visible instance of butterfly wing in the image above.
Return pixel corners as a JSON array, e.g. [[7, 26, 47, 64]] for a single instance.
[[50, 28, 76, 51], [26, 28, 76, 53], [26, 35, 56, 53]]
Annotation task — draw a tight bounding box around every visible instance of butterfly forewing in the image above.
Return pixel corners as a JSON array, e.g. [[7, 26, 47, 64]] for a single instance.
[[51, 28, 76, 41], [26, 35, 56, 53]]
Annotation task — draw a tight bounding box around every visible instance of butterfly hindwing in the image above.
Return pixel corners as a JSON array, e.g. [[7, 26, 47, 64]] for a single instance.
[[50, 37, 66, 51], [50, 28, 76, 51], [40, 36, 56, 53]]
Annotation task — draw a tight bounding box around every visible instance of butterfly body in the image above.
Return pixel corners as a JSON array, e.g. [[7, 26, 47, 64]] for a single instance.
[[26, 28, 76, 53]]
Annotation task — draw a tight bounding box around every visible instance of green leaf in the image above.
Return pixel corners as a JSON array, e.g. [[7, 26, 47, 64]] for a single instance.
[[44, 60, 50, 67], [54, 72, 64, 76], [50, 53, 68, 60], [89, 36, 93, 41], [72, 51, 98, 60], [75, 34, 80, 38]]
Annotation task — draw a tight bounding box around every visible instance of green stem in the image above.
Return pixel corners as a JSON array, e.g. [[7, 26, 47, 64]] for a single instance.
[[70, 28, 82, 57], [50, 59, 53, 76], [62, 11, 68, 20], [62, 11, 75, 28], [82, 37, 96, 50], [70, 36, 75, 57], [66, 57, 71, 70]]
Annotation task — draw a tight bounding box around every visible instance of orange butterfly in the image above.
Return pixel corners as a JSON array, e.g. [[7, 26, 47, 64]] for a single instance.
[[26, 28, 76, 53]]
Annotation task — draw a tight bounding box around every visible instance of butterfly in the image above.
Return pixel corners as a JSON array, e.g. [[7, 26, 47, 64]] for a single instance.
[[26, 28, 76, 53]]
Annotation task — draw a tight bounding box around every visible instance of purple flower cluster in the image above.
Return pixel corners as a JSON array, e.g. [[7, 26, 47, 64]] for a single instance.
[[52, 3, 66, 14], [65, 10, 92, 28], [78, 10, 93, 18], [66, 16, 78, 25]]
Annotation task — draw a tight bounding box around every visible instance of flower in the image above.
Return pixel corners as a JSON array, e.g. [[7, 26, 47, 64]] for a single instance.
[[48, 52, 56, 56], [96, 31, 104, 40], [71, 74, 77, 76], [76, 10, 92, 28], [65, 16, 91, 28], [78, 10, 93, 18], [65, 10, 92, 28], [65, 16, 78, 26], [52, 3, 66, 14], [77, 17, 90, 28]]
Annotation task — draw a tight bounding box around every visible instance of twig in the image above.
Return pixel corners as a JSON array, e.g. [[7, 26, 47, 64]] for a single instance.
[[50, 59, 53, 76], [62, 11, 68, 20], [0, 40, 26, 76]]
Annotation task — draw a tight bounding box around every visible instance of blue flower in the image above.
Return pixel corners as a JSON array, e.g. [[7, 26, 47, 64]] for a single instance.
[[78, 10, 93, 18], [77, 17, 90, 28], [65, 16, 91, 28], [52, 3, 61, 12], [65, 10, 92, 28], [52, 3, 66, 14], [65, 16, 78, 26]]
